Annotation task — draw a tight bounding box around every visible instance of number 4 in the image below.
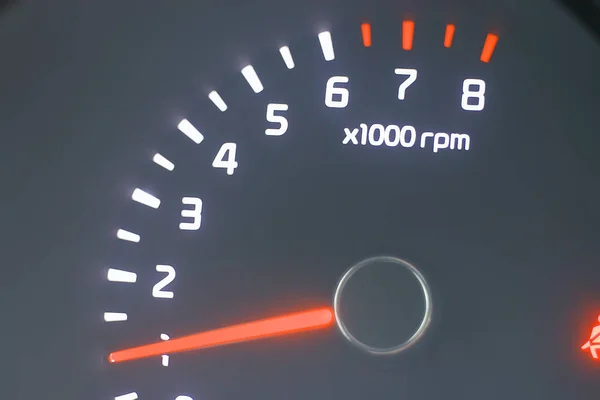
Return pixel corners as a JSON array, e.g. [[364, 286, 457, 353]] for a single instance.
[[212, 143, 238, 175]]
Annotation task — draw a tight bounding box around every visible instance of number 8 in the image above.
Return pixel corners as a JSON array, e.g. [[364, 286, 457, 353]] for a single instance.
[[461, 78, 486, 111]]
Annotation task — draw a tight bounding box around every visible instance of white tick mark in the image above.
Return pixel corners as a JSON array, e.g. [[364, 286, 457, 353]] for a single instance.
[[131, 188, 161, 209], [116, 229, 140, 243], [152, 153, 175, 171], [107, 268, 137, 283], [115, 393, 138, 400], [161, 333, 170, 366], [177, 119, 204, 144], [279, 46, 295, 69], [318, 31, 335, 61], [241, 65, 264, 93], [104, 312, 128, 322], [208, 90, 228, 112]]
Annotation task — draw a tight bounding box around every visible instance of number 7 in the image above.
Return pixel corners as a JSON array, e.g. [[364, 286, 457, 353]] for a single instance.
[[394, 68, 417, 100]]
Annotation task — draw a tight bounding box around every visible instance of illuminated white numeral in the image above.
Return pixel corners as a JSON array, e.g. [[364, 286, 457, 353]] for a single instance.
[[359, 123, 368, 145], [152, 265, 175, 299], [180, 197, 202, 230], [212, 143, 238, 175], [368, 124, 385, 146], [400, 125, 417, 147], [265, 103, 289, 136], [345, 124, 470, 152], [461, 78, 486, 111], [384, 125, 401, 146], [350, 124, 416, 148], [394, 68, 417, 100], [325, 76, 349, 108]]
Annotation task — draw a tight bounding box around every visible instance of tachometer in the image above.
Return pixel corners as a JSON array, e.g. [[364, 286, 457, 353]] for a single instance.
[[98, 7, 600, 400]]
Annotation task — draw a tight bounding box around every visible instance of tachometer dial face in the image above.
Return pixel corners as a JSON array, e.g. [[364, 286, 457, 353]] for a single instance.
[[96, 5, 600, 400]]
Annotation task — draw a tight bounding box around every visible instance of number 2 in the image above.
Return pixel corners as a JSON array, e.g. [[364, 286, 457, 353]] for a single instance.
[[152, 265, 175, 299]]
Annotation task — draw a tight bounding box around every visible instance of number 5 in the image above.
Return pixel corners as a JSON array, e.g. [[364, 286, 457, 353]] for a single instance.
[[394, 68, 417, 100], [265, 103, 289, 136]]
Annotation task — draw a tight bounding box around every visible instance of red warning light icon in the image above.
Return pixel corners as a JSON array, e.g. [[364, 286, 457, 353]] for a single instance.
[[581, 315, 600, 359]]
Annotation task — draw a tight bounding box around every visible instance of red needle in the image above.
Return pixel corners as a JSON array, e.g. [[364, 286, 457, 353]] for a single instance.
[[108, 307, 334, 363]]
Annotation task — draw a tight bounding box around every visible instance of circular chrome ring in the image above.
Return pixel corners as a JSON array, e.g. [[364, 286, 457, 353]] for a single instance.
[[333, 256, 433, 355]]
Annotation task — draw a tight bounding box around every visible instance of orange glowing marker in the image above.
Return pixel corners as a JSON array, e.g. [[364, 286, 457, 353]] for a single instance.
[[444, 24, 455, 48], [581, 315, 600, 359], [402, 20, 415, 50], [480, 33, 498, 63], [108, 307, 334, 363], [361, 23, 372, 47]]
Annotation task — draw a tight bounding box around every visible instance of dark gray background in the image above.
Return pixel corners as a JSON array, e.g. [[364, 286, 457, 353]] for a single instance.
[[1, 0, 599, 399]]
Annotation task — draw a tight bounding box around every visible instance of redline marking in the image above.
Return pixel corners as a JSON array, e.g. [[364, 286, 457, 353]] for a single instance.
[[361, 23, 372, 47], [480, 33, 498, 62], [444, 24, 455, 48], [402, 20, 415, 50]]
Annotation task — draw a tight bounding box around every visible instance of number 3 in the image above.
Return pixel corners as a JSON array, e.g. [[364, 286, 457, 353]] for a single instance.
[[180, 197, 202, 230]]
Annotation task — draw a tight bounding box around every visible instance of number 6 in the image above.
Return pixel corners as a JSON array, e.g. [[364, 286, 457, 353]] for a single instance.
[[325, 76, 349, 108]]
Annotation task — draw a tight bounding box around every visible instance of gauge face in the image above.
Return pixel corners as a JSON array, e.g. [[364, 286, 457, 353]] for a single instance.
[[96, 7, 600, 400]]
